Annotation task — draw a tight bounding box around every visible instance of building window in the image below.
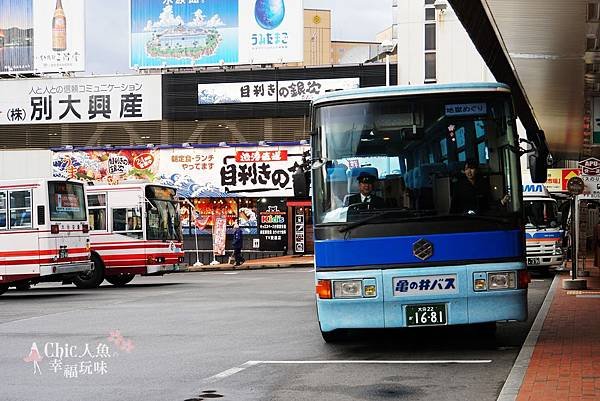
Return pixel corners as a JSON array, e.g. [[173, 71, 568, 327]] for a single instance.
[[425, 7, 435, 21], [588, 3, 600, 21], [587, 36, 597, 51], [425, 52, 436, 81], [425, 0, 435, 4], [425, 23, 436, 51]]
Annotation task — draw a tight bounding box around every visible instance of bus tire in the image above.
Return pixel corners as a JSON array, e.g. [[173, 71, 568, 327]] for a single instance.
[[0, 284, 8, 295], [105, 273, 135, 287], [73, 254, 105, 289], [14, 282, 31, 291]]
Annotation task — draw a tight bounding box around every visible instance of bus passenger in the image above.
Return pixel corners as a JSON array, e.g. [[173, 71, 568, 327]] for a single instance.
[[450, 159, 509, 214], [347, 172, 385, 209]]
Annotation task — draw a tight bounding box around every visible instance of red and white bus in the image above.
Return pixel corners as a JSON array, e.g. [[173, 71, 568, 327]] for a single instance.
[[71, 183, 185, 288], [0, 179, 92, 295]]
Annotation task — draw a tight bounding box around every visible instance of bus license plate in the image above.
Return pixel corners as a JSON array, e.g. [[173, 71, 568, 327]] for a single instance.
[[527, 257, 541, 265], [406, 304, 447, 326]]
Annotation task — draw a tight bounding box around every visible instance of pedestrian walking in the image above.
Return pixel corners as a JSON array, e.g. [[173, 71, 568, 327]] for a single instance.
[[232, 222, 245, 266]]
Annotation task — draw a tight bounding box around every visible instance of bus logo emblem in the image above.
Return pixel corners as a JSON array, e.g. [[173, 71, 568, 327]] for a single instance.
[[413, 239, 433, 260]]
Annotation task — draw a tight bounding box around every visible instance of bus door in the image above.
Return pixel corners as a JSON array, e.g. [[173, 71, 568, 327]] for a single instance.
[[42, 182, 88, 266], [0, 191, 6, 277], [8, 188, 36, 274]]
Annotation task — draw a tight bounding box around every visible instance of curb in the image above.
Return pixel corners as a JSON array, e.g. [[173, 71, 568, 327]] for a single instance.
[[496, 272, 560, 401], [184, 263, 314, 272]]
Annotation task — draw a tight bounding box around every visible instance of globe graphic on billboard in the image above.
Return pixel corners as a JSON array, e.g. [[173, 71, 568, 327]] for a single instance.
[[255, 0, 285, 30]]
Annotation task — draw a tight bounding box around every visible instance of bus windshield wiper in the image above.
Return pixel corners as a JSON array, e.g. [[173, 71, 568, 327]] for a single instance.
[[338, 209, 437, 233]]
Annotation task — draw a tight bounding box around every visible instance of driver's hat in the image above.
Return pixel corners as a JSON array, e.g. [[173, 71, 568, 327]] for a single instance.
[[357, 172, 377, 184]]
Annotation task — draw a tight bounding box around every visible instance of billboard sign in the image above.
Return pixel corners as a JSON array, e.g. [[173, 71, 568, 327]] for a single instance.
[[198, 78, 360, 104], [257, 197, 287, 251], [159, 144, 310, 198], [0, 0, 85, 74], [130, 0, 303, 69], [0, 75, 163, 125]]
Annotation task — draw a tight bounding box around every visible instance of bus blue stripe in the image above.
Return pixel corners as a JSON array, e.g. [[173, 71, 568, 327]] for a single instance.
[[315, 230, 523, 268]]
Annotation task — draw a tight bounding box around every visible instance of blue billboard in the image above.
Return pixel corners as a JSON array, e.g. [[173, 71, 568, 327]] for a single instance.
[[130, 0, 303, 69]]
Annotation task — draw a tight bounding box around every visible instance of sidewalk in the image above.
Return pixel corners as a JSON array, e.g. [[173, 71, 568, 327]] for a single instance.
[[512, 263, 600, 401], [185, 254, 314, 272]]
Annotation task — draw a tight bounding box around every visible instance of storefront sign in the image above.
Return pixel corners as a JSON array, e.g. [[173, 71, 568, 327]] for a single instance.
[[0, 75, 162, 125], [0, 0, 85, 73], [257, 198, 287, 251], [579, 157, 600, 176], [52, 149, 159, 184], [130, 0, 303, 69], [561, 169, 580, 191], [159, 145, 310, 197], [198, 78, 360, 104]]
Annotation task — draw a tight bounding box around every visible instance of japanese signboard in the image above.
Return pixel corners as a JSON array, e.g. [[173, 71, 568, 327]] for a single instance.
[[198, 78, 360, 104], [294, 208, 304, 253], [579, 157, 600, 176], [561, 169, 580, 191], [257, 198, 287, 251], [0, 75, 162, 125], [52, 149, 159, 184], [130, 0, 303, 69], [159, 144, 310, 198], [0, 0, 85, 73]]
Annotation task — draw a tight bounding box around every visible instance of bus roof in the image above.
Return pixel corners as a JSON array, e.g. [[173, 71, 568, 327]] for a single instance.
[[312, 82, 511, 106]]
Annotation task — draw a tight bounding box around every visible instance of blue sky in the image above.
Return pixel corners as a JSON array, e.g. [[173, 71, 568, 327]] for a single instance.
[[85, 0, 392, 74]]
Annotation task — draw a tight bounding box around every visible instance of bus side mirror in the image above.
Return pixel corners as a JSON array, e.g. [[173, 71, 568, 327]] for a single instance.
[[528, 130, 550, 183], [37, 205, 45, 226]]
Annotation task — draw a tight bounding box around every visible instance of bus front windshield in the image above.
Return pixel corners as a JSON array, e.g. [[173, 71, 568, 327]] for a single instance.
[[312, 92, 522, 234], [524, 200, 559, 228], [145, 186, 182, 241]]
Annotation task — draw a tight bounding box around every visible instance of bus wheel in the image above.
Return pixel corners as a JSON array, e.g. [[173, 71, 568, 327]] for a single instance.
[[73, 254, 105, 289], [0, 284, 8, 295], [105, 274, 135, 287]]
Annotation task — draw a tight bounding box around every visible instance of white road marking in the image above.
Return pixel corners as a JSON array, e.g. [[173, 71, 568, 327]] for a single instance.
[[201, 359, 492, 383], [223, 272, 239, 275]]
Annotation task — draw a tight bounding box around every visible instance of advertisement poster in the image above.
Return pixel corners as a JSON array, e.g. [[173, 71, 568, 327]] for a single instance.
[[212, 216, 227, 255], [32, 0, 85, 72], [52, 149, 159, 184], [130, 0, 302, 69], [159, 144, 310, 198], [198, 78, 360, 104], [0, 75, 162, 125], [0, 0, 34, 73], [257, 197, 287, 251], [0, 0, 85, 73]]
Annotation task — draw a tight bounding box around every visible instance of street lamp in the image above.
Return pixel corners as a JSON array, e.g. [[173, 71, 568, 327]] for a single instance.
[[379, 40, 397, 86]]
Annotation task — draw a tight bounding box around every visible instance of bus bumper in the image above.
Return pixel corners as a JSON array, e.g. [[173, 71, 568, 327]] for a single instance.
[[316, 262, 528, 333], [39, 262, 93, 277], [146, 263, 185, 274]]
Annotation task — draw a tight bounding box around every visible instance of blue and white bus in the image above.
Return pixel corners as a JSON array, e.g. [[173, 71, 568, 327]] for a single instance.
[[309, 83, 548, 342]]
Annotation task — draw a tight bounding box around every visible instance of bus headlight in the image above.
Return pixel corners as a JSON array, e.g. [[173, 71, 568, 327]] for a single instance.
[[488, 272, 516, 290], [333, 280, 363, 298]]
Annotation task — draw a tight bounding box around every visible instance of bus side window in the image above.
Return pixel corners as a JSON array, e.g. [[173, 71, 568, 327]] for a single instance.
[[88, 194, 107, 231], [37, 205, 45, 226], [0, 191, 6, 229], [9, 190, 32, 229], [113, 207, 142, 239]]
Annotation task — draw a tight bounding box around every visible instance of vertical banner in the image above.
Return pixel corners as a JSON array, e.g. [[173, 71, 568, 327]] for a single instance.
[[33, 0, 85, 72], [0, 0, 34, 73], [294, 208, 304, 254], [257, 198, 287, 251], [212, 216, 227, 256]]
